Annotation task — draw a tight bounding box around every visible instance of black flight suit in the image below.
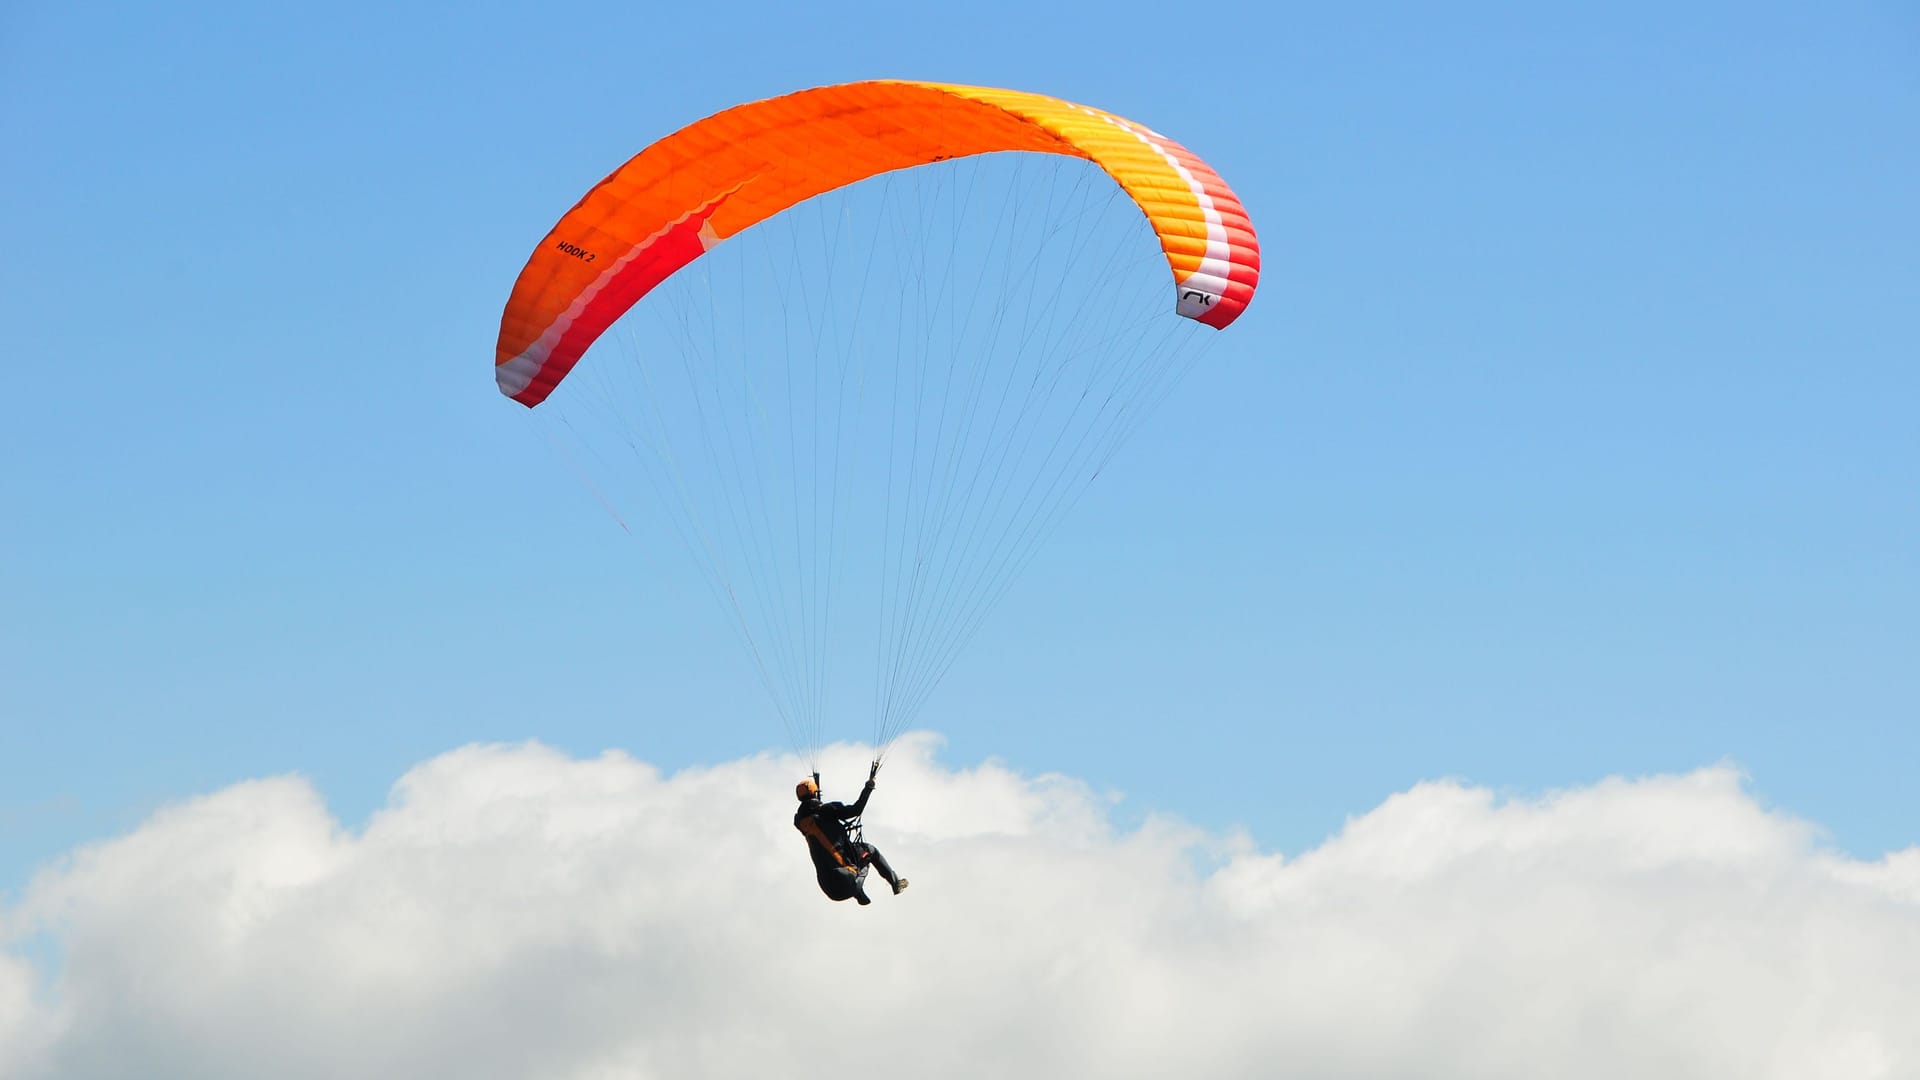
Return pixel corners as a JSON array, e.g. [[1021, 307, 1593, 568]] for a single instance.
[[794, 780, 902, 904]]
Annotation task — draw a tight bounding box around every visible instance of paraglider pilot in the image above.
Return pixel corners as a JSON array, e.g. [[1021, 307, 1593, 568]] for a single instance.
[[794, 761, 908, 906]]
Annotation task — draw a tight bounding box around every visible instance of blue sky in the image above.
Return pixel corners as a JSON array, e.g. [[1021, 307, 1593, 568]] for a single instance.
[[2, 0, 1916, 896]]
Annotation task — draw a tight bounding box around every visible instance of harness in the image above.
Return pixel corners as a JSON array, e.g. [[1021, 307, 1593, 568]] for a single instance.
[[799, 763, 879, 870], [797, 806, 864, 870]]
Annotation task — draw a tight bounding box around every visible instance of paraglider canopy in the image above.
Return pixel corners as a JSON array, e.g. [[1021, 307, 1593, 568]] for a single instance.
[[496, 80, 1260, 407]]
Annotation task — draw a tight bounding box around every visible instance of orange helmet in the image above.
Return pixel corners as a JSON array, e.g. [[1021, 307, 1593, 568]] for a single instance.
[[795, 778, 819, 801]]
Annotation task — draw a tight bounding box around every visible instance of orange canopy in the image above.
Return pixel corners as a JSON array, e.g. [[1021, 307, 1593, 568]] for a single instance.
[[496, 80, 1261, 406]]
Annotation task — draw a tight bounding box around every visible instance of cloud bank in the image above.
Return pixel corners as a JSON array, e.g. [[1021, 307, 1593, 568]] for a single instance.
[[3, 736, 1915, 1079]]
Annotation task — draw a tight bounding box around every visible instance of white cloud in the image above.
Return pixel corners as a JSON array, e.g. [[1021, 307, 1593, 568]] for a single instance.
[[2, 736, 1915, 1079]]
